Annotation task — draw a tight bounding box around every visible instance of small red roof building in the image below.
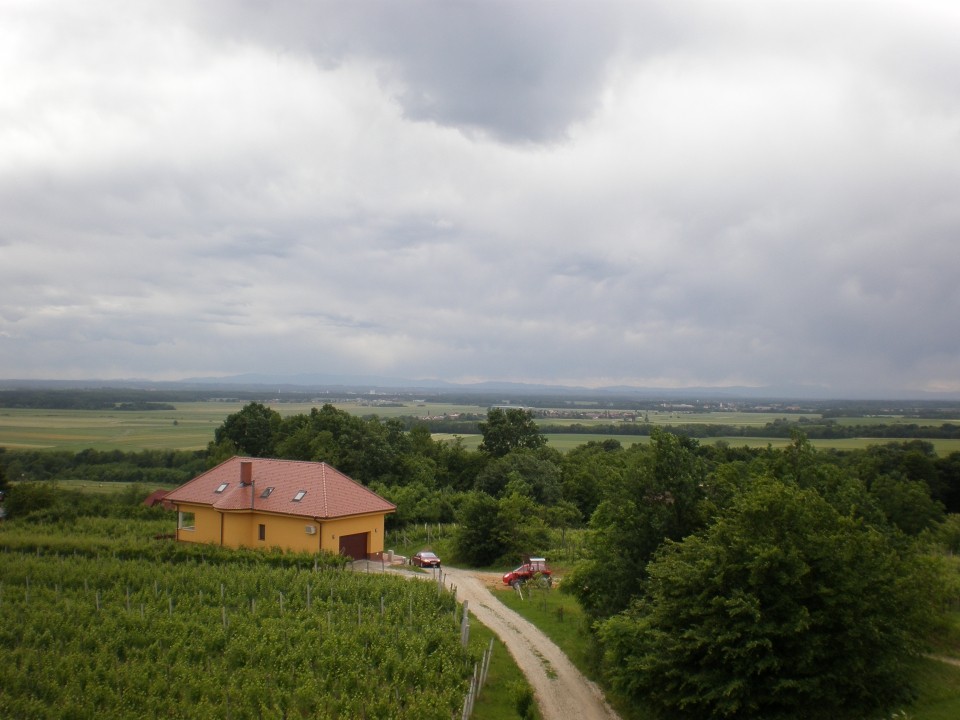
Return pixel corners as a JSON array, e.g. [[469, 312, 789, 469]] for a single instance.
[[142, 489, 173, 510]]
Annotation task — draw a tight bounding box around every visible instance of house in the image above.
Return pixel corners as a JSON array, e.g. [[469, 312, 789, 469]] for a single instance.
[[163, 456, 396, 559], [142, 489, 174, 510]]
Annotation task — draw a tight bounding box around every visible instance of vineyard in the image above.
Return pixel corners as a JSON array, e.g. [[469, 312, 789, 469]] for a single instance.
[[0, 519, 482, 719]]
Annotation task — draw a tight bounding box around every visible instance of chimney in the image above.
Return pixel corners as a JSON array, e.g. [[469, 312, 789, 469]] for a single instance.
[[240, 460, 253, 486]]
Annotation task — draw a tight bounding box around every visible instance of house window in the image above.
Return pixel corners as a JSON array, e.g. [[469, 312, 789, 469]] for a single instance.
[[292, 490, 307, 502], [258, 524, 266, 541], [260, 487, 274, 498], [178, 511, 195, 531], [215, 482, 229, 494]]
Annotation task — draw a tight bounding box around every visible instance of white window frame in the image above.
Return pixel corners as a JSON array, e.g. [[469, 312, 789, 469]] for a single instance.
[[178, 511, 196, 531]]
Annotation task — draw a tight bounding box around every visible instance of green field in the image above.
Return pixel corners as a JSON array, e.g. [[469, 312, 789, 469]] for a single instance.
[[50, 478, 183, 495], [0, 518, 498, 720], [0, 402, 485, 452], [1, 402, 957, 455], [0, 404, 242, 451]]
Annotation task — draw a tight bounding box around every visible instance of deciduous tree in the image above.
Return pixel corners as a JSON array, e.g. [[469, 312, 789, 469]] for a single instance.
[[564, 429, 708, 620], [599, 479, 943, 720], [214, 402, 281, 458], [478, 408, 546, 457]]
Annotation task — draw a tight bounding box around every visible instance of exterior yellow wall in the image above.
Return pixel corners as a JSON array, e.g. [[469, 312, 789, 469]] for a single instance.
[[250, 513, 323, 553], [319, 513, 387, 555], [176, 504, 221, 545], [177, 503, 388, 556], [220, 512, 322, 552], [221, 512, 250, 549]]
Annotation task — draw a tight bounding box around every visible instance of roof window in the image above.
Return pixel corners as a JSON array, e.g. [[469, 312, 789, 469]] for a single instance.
[[215, 482, 229, 494], [260, 487, 274, 499], [292, 490, 307, 502]]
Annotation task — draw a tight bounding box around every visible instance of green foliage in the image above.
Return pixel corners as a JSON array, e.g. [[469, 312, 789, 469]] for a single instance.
[[871, 474, 946, 535], [452, 491, 550, 567], [510, 680, 536, 719], [454, 492, 507, 566], [214, 402, 282, 457], [0, 522, 474, 719], [4, 481, 171, 523], [932, 514, 960, 555], [4, 481, 59, 519], [479, 408, 546, 458], [598, 479, 944, 720], [374, 482, 462, 526], [1, 449, 209, 491], [564, 430, 708, 620], [559, 440, 626, 519], [475, 448, 562, 502]]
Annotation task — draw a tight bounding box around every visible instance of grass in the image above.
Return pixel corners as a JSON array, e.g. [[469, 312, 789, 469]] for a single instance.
[[434, 432, 960, 456], [491, 581, 647, 720], [0, 404, 240, 451], [492, 583, 594, 676], [906, 658, 960, 720], [469, 620, 541, 720], [47, 478, 182, 495], [2, 403, 957, 455], [491, 581, 960, 720]]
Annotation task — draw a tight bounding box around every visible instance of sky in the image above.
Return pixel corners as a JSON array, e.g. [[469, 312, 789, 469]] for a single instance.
[[2, 1, 959, 397]]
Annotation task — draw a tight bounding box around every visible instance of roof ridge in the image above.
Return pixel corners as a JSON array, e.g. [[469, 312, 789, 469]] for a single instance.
[[320, 462, 329, 517]]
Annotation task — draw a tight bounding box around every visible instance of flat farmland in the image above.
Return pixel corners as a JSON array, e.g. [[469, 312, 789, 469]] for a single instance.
[[0, 404, 244, 451], [437, 433, 960, 456], [0, 402, 487, 452], [697, 436, 960, 455], [1, 401, 956, 455], [640, 411, 822, 426]]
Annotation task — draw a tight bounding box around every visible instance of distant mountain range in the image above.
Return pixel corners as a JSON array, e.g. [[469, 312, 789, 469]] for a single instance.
[[1, 373, 958, 402]]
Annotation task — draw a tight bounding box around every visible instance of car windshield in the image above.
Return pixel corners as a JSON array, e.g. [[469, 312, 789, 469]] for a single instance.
[[421, 552, 437, 559]]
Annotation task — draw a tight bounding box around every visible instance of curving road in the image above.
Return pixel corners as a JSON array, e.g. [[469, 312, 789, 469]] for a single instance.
[[440, 566, 621, 720]]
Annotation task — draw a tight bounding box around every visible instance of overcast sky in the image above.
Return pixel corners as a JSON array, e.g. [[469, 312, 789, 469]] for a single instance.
[[2, 1, 959, 396]]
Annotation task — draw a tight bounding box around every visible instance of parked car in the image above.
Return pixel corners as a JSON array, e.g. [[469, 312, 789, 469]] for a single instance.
[[503, 557, 552, 586], [412, 550, 441, 568]]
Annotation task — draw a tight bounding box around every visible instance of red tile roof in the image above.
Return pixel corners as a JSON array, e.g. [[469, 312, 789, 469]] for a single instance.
[[164, 457, 395, 520], [142, 489, 173, 509]]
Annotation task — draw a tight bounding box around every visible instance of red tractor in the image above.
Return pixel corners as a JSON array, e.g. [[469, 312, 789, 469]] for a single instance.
[[502, 557, 553, 587]]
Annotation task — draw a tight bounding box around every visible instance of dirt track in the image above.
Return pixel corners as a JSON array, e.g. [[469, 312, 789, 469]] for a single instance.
[[440, 566, 621, 720]]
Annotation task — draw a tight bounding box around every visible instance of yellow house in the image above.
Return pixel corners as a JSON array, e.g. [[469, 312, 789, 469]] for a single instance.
[[164, 456, 395, 559]]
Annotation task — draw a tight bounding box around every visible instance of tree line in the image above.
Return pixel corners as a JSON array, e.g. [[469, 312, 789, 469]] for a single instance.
[[5, 403, 960, 718], [408, 414, 960, 440]]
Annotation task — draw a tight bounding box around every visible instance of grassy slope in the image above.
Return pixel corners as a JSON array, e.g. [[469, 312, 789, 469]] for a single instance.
[[494, 582, 960, 720]]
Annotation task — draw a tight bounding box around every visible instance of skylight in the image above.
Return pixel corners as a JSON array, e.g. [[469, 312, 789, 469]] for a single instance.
[[292, 490, 307, 502], [260, 487, 274, 498], [215, 482, 229, 494]]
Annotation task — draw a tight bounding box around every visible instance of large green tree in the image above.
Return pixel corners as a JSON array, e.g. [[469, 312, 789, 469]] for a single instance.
[[474, 447, 562, 502], [213, 402, 282, 458], [453, 490, 549, 566], [599, 479, 942, 720], [453, 491, 505, 565], [478, 408, 546, 457], [564, 430, 708, 620]]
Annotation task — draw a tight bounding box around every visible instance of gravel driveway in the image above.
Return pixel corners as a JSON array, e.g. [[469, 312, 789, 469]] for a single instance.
[[440, 566, 621, 720]]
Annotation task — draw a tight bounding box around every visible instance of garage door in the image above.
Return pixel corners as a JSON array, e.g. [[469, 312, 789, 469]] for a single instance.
[[338, 532, 368, 560]]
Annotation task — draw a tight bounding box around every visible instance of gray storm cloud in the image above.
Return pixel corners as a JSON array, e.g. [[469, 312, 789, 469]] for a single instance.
[[0, 0, 958, 395]]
